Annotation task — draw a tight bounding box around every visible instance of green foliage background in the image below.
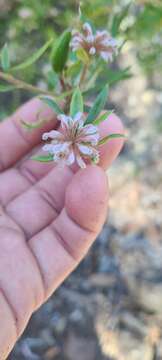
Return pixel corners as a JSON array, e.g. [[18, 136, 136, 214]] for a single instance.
[[0, 0, 162, 118]]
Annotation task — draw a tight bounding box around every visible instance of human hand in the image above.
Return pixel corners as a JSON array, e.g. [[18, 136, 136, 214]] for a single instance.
[[0, 98, 124, 359]]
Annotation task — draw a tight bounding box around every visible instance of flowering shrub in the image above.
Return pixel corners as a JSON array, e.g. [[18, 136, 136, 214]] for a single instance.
[[0, 11, 125, 168]]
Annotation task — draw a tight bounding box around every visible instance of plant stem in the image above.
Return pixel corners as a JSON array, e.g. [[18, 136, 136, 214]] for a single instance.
[[0, 70, 57, 98], [83, 66, 102, 93], [79, 64, 88, 88], [60, 75, 66, 91]]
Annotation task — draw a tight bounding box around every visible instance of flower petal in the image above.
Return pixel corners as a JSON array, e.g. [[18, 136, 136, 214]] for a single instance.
[[106, 38, 118, 47], [79, 125, 100, 144], [52, 142, 71, 154], [77, 144, 100, 163], [66, 150, 75, 165], [89, 47, 96, 55], [42, 130, 63, 141], [77, 143, 94, 156], [83, 124, 99, 135], [82, 134, 99, 146], [86, 35, 94, 43], [83, 22, 93, 37], [71, 36, 83, 43], [57, 114, 71, 124], [57, 114, 74, 129], [76, 154, 86, 169], [42, 144, 56, 154], [100, 51, 112, 62], [42, 132, 50, 141], [96, 30, 109, 39], [73, 112, 84, 127]]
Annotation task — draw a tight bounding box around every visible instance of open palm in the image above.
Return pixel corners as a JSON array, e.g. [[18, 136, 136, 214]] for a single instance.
[[0, 98, 124, 359]]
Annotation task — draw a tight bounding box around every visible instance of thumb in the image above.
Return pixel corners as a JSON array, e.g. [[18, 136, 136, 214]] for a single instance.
[[29, 165, 109, 299]]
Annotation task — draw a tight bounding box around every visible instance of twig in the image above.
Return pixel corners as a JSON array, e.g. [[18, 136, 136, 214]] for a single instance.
[[0, 70, 57, 98]]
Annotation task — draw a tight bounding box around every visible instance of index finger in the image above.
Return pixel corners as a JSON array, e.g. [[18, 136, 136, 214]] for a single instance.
[[0, 98, 58, 171]]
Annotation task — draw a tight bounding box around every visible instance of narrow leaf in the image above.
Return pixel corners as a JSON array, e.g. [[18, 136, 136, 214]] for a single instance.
[[111, 4, 131, 37], [12, 38, 53, 72], [32, 154, 54, 162], [84, 104, 91, 113], [93, 110, 114, 125], [70, 87, 83, 117], [51, 30, 71, 73], [0, 84, 17, 92], [66, 61, 82, 78], [47, 70, 59, 89], [99, 133, 126, 145], [39, 96, 63, 115], [76, 48, 90, 64], [21, 119, 45, 130], [95, 67, 132, 91], [1, 44, 10, 72], [85, 85, 109, 124]]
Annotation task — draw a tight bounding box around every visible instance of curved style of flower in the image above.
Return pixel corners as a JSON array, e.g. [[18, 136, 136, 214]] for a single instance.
[[71, 22, 118, 62], [42, 112, 100, 168]]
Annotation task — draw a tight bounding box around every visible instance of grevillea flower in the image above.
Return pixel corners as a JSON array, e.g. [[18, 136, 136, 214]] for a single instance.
[[71, 22, 118, 62], [42, 112, 100, 168]]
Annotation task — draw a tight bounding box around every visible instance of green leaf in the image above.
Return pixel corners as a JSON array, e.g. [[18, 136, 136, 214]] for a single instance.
[[70, 87, 83, 117], [92, 67, 132, 93], [79, 5, 96, 33], [1, 44, 10, 72], [47, 70, 59, 89], [11, 38, 53, 72], [84, 104, 91, 113], [99, 133, 126, 145], [51, 30, 71, 73], [56, 89, 73, 100], [66, 61, 82, 78], [32, 154, 54, 162], [104, 67, 132, 86], [85, 85, 109, 124], [21, 119, 45, 130], [111, 4, 131, 37], [39, 96, 63, 115], [93, 110, 114, 125], [76, 48, 90, 64], [0, 84, 17, 92]]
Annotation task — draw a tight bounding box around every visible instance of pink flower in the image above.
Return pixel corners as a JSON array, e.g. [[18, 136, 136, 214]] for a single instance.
[[71, 22, 118, 62], [42, 112, 100, 168]]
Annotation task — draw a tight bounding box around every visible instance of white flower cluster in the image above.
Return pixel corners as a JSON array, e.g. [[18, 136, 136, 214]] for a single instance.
[[71, 22, 118, 62], [42, 112, 100, 168]]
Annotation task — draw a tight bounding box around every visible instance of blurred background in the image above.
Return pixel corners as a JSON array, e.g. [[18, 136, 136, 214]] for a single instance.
[[0, 0, 162, 359]]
